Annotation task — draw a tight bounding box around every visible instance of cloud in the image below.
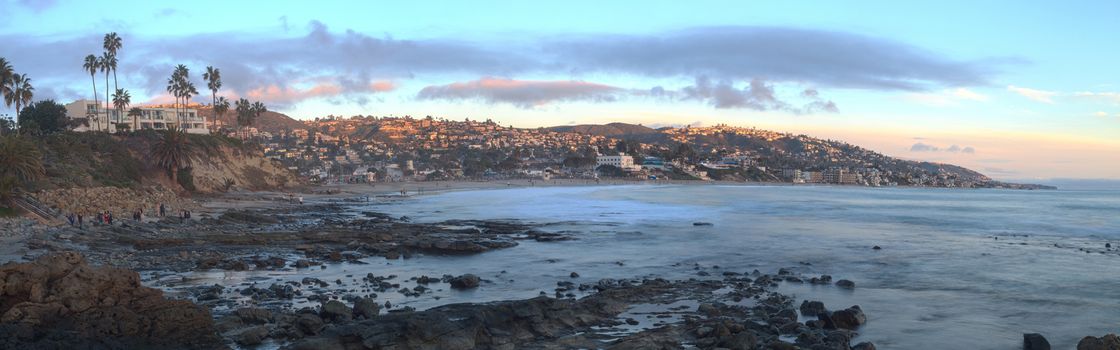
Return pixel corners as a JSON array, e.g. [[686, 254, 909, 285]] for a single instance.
[[910, 142, 940, 152], [0, 21, 1011, 113], [648, 77, 838, 113], [417, 78, 620, 108], [1075, 91, 1120, 104], [550, 26, 1003, 91], [906, 88, 989, 106], [1007, 85, 1056, 103], [244, 80, 396, 108], [911, 142, 976, 154]]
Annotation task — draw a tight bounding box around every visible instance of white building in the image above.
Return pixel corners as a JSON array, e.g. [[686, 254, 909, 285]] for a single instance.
[[64, 100, 209, 134], [596, 153, 641, 171]]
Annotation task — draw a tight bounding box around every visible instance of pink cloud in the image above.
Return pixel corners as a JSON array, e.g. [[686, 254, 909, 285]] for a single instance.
[[417, 77, 620, 108]]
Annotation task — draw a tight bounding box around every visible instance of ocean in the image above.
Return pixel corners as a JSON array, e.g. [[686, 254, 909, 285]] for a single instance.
[[165, 184, 1120, 349]]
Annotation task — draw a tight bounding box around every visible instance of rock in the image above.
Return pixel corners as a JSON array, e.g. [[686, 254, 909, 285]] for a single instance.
[[829, 305, 867, 330], [235, 307, 274, 324], [0, 252, 223, 349], [853, 342, 878, 350], [235, 326, 269, 346], [320, 300, 352, 322], [835, 279, 856, 289], [1107, 243, 1112, 248], [697, 303, 721, 317], [1077, 334, 1120, 350], [449, 274, 481, 289], [799, 300, 826, 316], [872, 245, 882, 250], [625, 318, 639, 325], [1024, 333, 1051, 350], [353, 298, 380, 319], [719, 332, 757, 350], [295, 314, 324, 335], [294, 259, 311, 268], [693, 222, 714, 226], [570, 272, 580, 278]]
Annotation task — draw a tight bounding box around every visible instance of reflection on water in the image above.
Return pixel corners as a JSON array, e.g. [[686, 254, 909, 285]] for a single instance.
[[157, 185, 1120, 349]]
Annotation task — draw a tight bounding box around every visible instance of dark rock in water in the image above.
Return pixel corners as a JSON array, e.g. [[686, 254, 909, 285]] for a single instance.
[[294, 259, 311, 268], [235, 326, 269, 346], [1107, 243, 1112, 248], [570, 272, 580, 278], [835, 279, 856, 289], [625, 318, 640, 325], [0, 252, 224, 349], [697, 303, 721, 317], [449, 274, 482, 289], [320, 300, 353, 322], [829, 305, 867, 330], [872, 245, 882, 250], [1023, 333, 1051, 350], [236, 307, 274, 324], [295, 314, 324, 335], [1076, 333, 1120, 350], [353, 298, 380, 319], [693, 222, 714, 226], [817, 312, 837, 330], [800, 300, 826, 316], [853, 342, 878, 350]]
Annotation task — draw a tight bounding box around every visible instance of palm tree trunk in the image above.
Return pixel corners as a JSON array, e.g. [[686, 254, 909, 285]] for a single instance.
[[104, 73, 110, 131], [90, 76, 99, 131]]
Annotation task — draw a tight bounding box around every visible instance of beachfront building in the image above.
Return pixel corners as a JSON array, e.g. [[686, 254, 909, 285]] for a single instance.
[[64, 100, 209, 134], [597, 153, 641, 172]]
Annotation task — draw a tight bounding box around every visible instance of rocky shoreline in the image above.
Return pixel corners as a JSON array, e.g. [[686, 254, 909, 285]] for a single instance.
[[0, 196, 1116, 349]]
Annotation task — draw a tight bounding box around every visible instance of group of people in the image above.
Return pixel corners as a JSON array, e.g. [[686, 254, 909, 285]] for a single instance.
[[63, 202, 191, 229], [285, 193, 304, 205]]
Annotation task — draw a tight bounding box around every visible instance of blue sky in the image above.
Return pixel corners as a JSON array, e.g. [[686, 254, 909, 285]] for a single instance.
[[1, 0, 1118, 179]]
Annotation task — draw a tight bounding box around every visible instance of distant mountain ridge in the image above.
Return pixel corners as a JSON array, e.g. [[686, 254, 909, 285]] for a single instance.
[[548, 122, 658, 136], [197, 108, 307, 133]]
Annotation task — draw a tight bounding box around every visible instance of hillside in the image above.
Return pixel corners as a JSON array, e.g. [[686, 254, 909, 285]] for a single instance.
[[548, 122, 658, 136], [30, 131, 300, 193], [196, 108, 307, 134]]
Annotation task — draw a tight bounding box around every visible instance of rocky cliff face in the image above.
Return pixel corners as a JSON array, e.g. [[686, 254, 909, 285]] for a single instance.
[[189, 144, 300, 193], [0, 252, 226, 349]]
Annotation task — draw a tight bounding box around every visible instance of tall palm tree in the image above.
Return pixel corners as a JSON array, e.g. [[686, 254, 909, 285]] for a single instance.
[[0, 58, 12, 99], [112, 88, 130, 132], [235, 98, 252, 137], [128, 107, 142, 131], [103, 33, 123, 92], [251, 101, 267, 133], [3, 74, 33, 118], [99, 52, 114, 123], [202, 66, 220, 132], [214, 96, 230, 131], [151, 127, 194, 183], [82, 54, 100, 131]]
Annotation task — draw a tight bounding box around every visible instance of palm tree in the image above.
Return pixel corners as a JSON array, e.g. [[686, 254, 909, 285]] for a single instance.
[[128, 107, 142, 131], [82, 54, 101, 131], [99, 52, 114, 123], [214, 96, 230, 130], [150, 127, 195, 183], [112, 88, 130, 132], [0, 135, 44, 200], [3, 74, 33, 118], [202, 66, 220, 132], [103, 33, 123, 92], [235, 98, 252, 137], [0, 57, 12, 100], [251, 101, 266, 120]]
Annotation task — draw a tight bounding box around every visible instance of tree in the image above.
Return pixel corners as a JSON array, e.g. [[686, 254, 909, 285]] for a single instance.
[[202, 66, 220, 133], [0, 58, 12, 112], [3, 74, 33, 119], [82, 54, 101, 131], [17, 100, 69, 134], [112, 88, 130, 133], [251, 101, 266, 120], [167, 64, 189, 125], [150, 127, 195, 183], [0, 135, 44, 201], [213, 96, 229, 130], [128, 107, 142, 131], [99, 52, 114, 122], [235, 98, 253, 137], [103, 33, 123, 92]]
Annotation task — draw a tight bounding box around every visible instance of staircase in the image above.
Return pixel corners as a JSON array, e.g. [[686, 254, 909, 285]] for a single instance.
[[10, 190, 59, 222]]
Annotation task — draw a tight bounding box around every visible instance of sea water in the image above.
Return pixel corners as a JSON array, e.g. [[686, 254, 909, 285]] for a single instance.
[[159, 184, 1120, 349]]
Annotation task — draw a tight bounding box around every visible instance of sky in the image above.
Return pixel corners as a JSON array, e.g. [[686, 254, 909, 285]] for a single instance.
[[1, 0, 1118, 180]]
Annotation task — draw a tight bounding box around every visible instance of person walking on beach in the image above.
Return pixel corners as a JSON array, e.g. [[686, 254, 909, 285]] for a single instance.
[[66, 213, 75, 226], [77, 214, 83, 229], [159, 203, 166, 217], [298, 196, 303, 205]]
